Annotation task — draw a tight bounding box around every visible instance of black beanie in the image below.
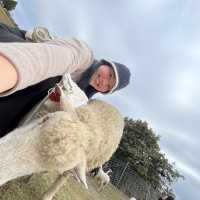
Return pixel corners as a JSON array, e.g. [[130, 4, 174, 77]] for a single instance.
[[77, 59, 131, 98], [101, 59, 131, 93]]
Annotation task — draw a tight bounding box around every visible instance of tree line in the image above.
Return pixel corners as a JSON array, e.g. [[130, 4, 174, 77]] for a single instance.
[[113, 117, 184, 195]]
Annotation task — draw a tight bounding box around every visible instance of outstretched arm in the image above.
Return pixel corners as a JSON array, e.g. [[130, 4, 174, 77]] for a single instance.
[[0, 38, 93, 97]]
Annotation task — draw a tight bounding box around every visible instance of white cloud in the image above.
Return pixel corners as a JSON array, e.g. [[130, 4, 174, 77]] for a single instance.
[[11, 3, 32, 28], [167, 68, 200, 111], [165, 152, 200, 184]]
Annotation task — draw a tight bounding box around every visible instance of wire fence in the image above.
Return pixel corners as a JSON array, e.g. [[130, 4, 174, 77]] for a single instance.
[[104, 157, 161, 200]]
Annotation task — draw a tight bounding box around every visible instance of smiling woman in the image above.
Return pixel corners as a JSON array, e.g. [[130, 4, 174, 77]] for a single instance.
[[89, 64, 116, 93], [0, 54, 18, 93]]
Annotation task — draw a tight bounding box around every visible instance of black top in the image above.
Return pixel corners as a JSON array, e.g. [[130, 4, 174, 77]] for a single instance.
[[0, 76, 62, 137]]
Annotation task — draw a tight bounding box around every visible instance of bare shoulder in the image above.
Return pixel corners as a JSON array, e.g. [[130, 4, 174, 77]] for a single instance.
[[0, 54, 18, 93]]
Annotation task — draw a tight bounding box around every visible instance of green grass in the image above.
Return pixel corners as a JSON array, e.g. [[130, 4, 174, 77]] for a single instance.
[[0, 173, 129, 200], [0, 6, 17, 28]]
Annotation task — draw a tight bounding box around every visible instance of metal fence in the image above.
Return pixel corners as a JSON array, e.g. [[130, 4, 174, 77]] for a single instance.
[[104, 157, 160, 200]]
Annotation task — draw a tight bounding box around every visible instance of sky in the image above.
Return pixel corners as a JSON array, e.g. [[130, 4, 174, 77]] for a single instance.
[[11, 0, 200, 199]]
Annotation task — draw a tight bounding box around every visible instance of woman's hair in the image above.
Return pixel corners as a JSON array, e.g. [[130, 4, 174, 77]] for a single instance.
[[77, 60, 102, 98]]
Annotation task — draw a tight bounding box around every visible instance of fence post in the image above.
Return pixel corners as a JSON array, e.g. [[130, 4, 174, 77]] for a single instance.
[[116, 161, 129, 188]]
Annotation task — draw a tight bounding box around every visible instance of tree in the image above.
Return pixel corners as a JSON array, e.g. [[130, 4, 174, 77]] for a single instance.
[[115, 117, 184, 192], [1, 0, 18, 11]]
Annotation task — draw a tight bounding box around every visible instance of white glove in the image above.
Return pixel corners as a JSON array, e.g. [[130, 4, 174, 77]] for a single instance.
[[25, 27, 54, 42]]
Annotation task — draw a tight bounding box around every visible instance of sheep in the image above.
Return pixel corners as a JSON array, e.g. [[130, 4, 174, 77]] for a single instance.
[[94, 166, 112, 192], [130, 197, 137, 200], [0, 84, 124, 200], [90, 166, 101, 177]]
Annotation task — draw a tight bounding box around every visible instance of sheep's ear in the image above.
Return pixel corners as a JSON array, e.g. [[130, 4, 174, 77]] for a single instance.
[[74, 159, 88, 189]]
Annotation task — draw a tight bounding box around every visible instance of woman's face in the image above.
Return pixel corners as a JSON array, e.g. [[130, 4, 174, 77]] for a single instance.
[[89, 64, 116, 92]]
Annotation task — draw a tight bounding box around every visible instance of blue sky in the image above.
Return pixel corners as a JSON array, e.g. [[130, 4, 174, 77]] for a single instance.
[[11, 0, 200, 199]]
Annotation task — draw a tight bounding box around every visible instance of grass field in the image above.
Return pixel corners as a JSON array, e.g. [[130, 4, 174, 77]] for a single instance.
[[0, 173, 129, 200], [0, 6, 17, 27]]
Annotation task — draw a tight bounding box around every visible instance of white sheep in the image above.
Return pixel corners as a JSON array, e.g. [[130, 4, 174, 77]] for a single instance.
[[0, 84, 124, 200], [94, 166, 112, 192], [130, 197, 137, 200]]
